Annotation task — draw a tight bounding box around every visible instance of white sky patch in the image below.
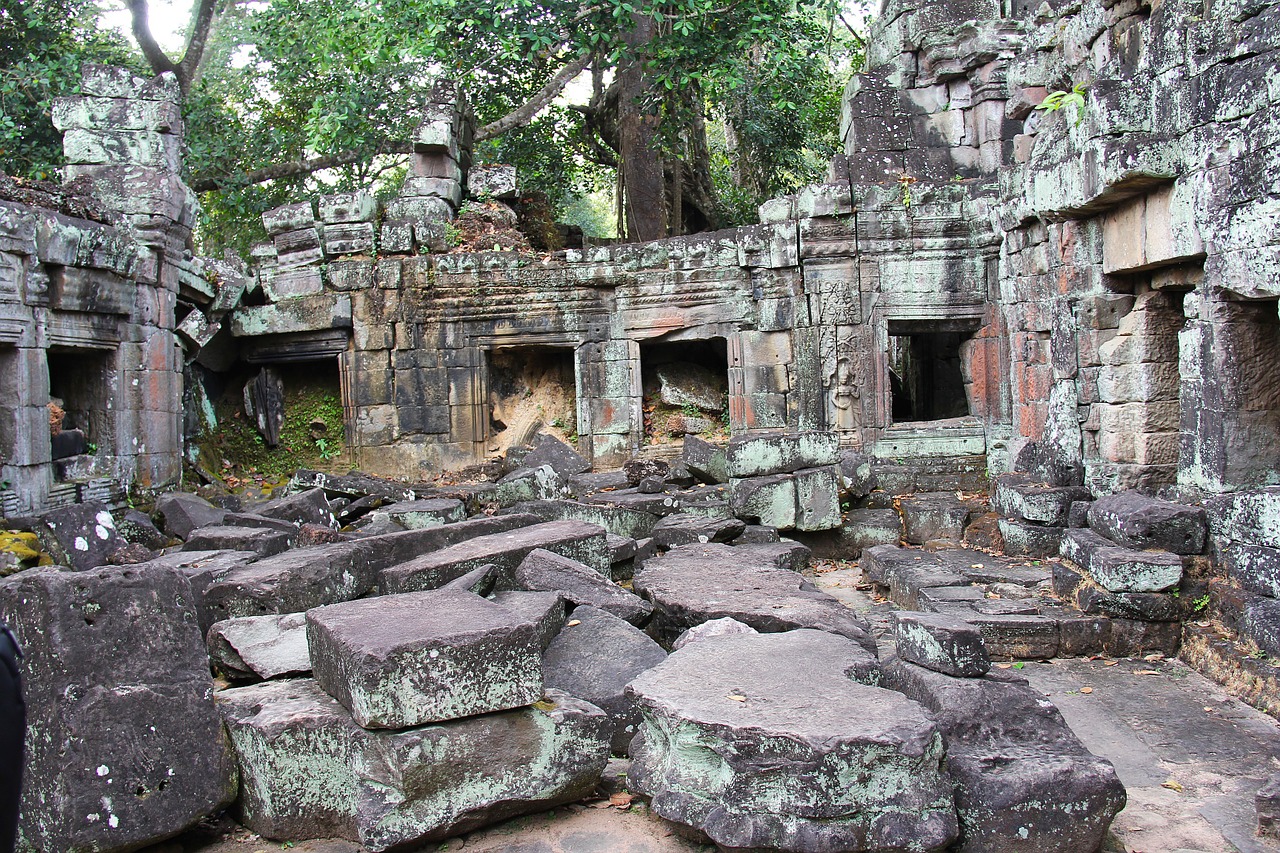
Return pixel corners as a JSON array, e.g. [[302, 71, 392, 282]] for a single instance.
[[100, 0, 194, 54]]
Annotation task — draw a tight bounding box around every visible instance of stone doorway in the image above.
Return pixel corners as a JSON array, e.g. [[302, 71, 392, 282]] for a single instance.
[[639, 338, 729, 446], [887, 324, 975, 424], [486, 346, 578, 456], [46, 348, 115, 471]]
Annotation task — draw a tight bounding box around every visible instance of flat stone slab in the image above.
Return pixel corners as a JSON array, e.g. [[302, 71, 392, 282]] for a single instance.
[[515, 548, 652, 625], [1060, 528, 1182, 592], [488, 590, 566, 650], [379, 520, 610, 593], [900, 492, 974, 545], [383, 498, 466, 529], [217, 680, 609, 851], [208, 612, 311, 680], [156, 492, 228, 539], [1088, 491, 1207, 555], [634, 543, 876, 651], [202, 541, 376, 623], [627, 630, 957, 852], [649, 513, 745, 549], [306, 589, 542, 728], [182, 525, 293, 557], [542, 606, 668, 753], [509, 499, 660, 539], [886, 658, 1125, 853]]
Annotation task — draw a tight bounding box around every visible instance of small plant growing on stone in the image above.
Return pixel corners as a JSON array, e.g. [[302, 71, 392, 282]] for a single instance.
[[898, 172, 917, 207], [1192, 594, 1211, 613], [1035, 83, 1089, 125]]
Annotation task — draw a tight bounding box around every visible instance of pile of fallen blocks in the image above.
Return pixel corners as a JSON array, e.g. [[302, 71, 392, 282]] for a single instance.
[[0, 430, 1142, 853]]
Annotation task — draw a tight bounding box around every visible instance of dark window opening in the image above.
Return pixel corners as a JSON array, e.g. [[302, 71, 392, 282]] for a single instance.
[[640, 338, 729, 445], [47, 348, 115, 467], [889, 329, 973, 423], [487, 346, 577, 454]]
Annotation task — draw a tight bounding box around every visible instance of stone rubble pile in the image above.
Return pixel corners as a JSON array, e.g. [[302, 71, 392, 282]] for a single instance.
[[1, 431, 1140, 852]]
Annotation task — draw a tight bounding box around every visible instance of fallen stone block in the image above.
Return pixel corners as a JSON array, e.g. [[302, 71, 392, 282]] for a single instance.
[[217, 679, 609, 851], [0, 564, 236, 852], [586, 487, 683, 516], [793, 465, 843, 531], [488, 590, 566, 650], [208, 612, 311, 681], [291, 469, 418, 503], [628, 630, 955, 852], [1060, 528, 1182, 592], [359, 512, 542, 570], [182, 524, 293, 557], [515, 547, 652, 624], [732, 525, 781, 544], [749, 539, 812, 573], [634, 543, 875, 651], [31, 500, 124, 570], [991, 474, 1089, 526], [113, 507, 169, 549], [493, 465, 570, 506], [622, 458, 669, 486], [998, 517, 1064, 558], [724, 431, 840, 478], [202, 541, 376, 622], [894, 612, 991, 677], [650, 512, 745, 549], [509, 499, 659, 539], [219, 511, 299, 533], [936, 550, 1052, 587], [253, 487, 337, 529], [885, 658, 1125, 853], [682, 435, 727, 484], [901, 492, 974, 545], [1088, 491, 1207, 555], [839, 449, 875, 498], [155, 491, 227, 539], [523, 433, 591, 478], [307, 589, 543, 728], [383, 498, 466, 529], [672, 616, 759, 650], [542, 606, 668, 753], [379, 519, 610, 593]]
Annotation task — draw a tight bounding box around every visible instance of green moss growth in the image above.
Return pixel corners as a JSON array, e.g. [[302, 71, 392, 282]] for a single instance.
[[193, 365, 348, 484]]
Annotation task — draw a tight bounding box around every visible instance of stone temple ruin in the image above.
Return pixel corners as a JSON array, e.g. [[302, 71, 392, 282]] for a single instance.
[[2, 0, 1280, 849]]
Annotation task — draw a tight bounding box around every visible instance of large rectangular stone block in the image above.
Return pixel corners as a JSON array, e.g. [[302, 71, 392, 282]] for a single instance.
[[0, 564, 236, 853], [379, 519, 611, 592], [217, 680, 608, 851], [307, 589, 542, 728], [726, 431, 839, 478]]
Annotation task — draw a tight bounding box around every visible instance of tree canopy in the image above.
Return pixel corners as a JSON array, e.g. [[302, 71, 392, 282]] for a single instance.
[[0, 0, 863, 251]]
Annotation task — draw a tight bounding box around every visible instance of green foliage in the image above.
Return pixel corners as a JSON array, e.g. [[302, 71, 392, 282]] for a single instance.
[[1193, 594, 1211, 613], [1035, 82, 1089, 125], [0, 0, 142, 179]]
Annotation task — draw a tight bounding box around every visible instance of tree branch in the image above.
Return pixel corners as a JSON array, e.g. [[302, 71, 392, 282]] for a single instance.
[[178, 0, 224, 91], [189, 142, 413, 193], [127, 0, 179, 79], [474, 51, 592, 142]]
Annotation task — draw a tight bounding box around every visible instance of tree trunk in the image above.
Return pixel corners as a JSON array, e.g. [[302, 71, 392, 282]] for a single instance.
[[617, 15, 668, 242]]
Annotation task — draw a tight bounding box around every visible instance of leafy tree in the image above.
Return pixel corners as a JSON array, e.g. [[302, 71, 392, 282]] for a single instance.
[[0, 0, 142, 179], [58, 0, 860, 249]]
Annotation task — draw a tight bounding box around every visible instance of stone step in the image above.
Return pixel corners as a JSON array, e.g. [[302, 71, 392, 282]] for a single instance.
[[991, 473, 1090, 527], [1059, 528, 1183, 593]]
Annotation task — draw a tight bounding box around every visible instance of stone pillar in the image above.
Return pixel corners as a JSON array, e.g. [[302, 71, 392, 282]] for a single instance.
[[53, 64, 194, 489]]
